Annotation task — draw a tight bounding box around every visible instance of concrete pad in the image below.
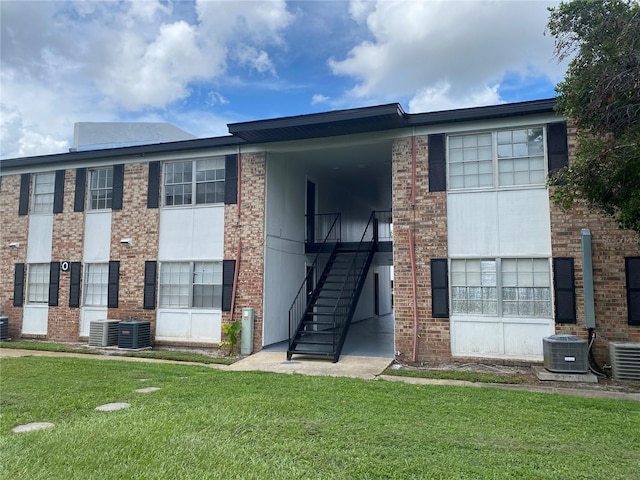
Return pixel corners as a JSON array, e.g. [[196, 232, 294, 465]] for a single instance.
[[12, 422, 55, 433], [533, 366, 598, 383], [227, 350, 393, 379], [135, 387, 160, 393], [95, 402, 130, 411]]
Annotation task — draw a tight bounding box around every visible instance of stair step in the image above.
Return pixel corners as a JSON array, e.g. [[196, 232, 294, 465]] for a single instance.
[[288, 349, 334, 357]]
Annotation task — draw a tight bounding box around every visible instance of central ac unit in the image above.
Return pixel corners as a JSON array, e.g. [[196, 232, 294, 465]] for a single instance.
[[0, 316, 8, 341], [118, 321, 151, 349], [543, 334, 588, 373], [609, 342, 640, 381], [89, 320, 120, 347]]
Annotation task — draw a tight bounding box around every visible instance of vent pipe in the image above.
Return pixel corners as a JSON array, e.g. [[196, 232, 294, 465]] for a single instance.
[[580, 228, 595, 329]]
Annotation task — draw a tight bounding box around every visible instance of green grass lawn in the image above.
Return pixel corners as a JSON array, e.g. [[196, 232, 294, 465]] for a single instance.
[[1, 357, 638, 479]]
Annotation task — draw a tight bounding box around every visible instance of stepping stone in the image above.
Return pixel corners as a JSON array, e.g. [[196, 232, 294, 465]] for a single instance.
[[95, 402, 130, 412], [12, 422, 55, 433], [135, 387, 160, 393]]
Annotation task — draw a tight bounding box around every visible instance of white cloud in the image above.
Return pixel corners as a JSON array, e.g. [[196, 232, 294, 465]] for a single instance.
[[408, 83, 502, 113], [331, 0, 564, 110], [312, 94, 330, 105], [233, 45, 276, 75]]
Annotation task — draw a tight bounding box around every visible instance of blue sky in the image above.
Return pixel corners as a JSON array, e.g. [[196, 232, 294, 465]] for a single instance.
[[0, 0, 566, 159]]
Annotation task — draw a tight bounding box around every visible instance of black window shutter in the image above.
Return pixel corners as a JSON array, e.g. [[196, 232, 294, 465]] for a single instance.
[[74, 168, 86, 212], [431, 258, 449, 318], [553, 257, 576, 324], [108, 260, 120, 308], [147, 162, 160, 209], [143, 261, 157, 309], [53, 170, 65, 214], [428, 134, 446, 192], [19, 173, 30, 215], [625, 257, 640, 325], [69, 262, 82, 308], [222, 260, 236, 311], [48, 262, 60, 307], [224, 154, 238, 205], [13, 263, 25, 307], [112, 164, 124, 210], [547, 122, 569, 172]]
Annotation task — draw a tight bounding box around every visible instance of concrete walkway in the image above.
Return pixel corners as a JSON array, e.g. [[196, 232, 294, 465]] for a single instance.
[[2, 347, 639, 401]]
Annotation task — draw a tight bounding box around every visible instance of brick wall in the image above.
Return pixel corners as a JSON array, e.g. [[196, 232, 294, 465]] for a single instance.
[[48, 169, 85, 340], [222, 152, 266, 353], [550, 123, 640, 364], [392, 135, 449, 364], [0, 174, 29, 338], [109, 163, 159, 330]]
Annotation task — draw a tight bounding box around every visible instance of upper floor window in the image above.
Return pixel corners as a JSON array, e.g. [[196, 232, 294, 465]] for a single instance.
[[448, 127, 545, 190], [32, 173, 55, 214], [89, 167, 113, 210], [27, 263, 50, 304], [163, 158, 225, 207]]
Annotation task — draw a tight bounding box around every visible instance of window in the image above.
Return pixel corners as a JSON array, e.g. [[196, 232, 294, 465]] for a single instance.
[[448, 127, 546, 190], [27, 264, 50, 304], [164, 158, 225, 206], [497, 128, 545, 186], [89, 167, 113, 209], [451, 258, 551, 317], [83, 264, 108, 306], [159, 262, 222, 309], [32, 173, 55, 214]]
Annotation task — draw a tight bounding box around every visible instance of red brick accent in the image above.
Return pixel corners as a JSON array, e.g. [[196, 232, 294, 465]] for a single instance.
[[0, 174, 29, 338], [392, 135, 449, 363], [222, 152, 266, 353], [48, 169, 85, 340], [550, 123, 640, 364], [109, 163, 159, 331]]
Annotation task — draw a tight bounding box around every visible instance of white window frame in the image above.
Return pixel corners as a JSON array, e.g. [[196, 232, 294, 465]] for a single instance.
[[450, 258, 551, 318], [89, 167, 113, 210], [32, 172, 56, 214], [447, 126, 547, 191], [159, 261, 223, 309], [163, 158, 225, 207], [83, 263, 109, 306], [27, 263, 50, 304]]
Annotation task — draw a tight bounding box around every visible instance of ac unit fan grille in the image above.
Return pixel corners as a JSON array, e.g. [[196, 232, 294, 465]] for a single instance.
[[543, 335, 588, 373], [610, 342, 640, 381]]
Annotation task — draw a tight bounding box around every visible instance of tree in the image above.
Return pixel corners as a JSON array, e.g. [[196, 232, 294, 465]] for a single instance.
[[547, 0, 640, 235]]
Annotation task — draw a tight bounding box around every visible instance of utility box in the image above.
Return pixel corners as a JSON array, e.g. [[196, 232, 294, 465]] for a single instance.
[[241, 308, 254, 355], [0, 316, 8, 340], [118, 321, 151, 349], [543, 334, 588, 373]]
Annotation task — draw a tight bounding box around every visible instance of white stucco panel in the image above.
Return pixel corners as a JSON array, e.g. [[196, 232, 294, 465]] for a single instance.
[[448, 188, 551, 257], [156, 309, 221, 343], [22, 305, 49, 335], [159, 206, 224, 260], [27, 215, 53, 263], [497, 189, 551, 257], [83, 211, 112, 262], [79, 307, 109, 337]]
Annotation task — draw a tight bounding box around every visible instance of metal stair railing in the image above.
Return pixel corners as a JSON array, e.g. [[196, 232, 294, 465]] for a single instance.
[[288, 213, 341, 348], [329, 210, 378, 362]]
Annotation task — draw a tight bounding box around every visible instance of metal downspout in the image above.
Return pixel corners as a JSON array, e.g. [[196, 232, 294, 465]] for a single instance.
[[410, 131, 419, 362]]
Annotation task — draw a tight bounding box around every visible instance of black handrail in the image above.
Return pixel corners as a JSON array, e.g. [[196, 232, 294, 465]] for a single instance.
[[288, 213, 341, 347], [329, 211, 378, 361]]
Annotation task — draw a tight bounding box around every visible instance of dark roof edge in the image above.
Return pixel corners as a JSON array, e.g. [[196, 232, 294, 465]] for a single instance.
[[0, 135, 245, 171], [407, 98, 558, 127], [228, 103, 406, 134]]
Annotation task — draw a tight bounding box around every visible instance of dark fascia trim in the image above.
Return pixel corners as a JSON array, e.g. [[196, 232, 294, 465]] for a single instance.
[[229, 103, 407, 133], [0, 135, 245, 172], [407, 98, 558, 127]]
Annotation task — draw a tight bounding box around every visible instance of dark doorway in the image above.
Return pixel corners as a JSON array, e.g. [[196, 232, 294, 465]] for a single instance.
[[374, 272, 380, 316], [306, 179, 316, 242]]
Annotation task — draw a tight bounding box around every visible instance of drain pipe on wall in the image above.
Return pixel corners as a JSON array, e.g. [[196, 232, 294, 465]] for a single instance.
[[230, 146, 242, 320], [410, 131, 419, 362], [581, 229, 606, 377]]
